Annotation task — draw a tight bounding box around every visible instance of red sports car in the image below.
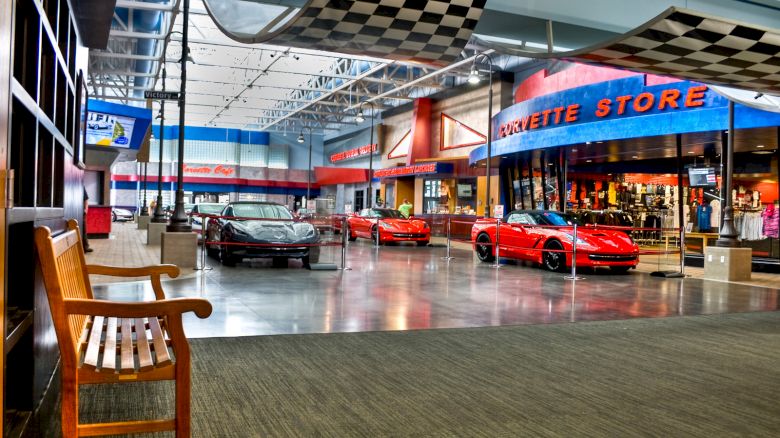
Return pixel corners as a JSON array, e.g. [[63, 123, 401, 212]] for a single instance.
[[347, 208, 430, 246], [471, 210, 639, 272]]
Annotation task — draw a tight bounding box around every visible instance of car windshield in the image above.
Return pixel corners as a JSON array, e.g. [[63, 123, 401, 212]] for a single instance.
[[530, 212, 579, 226], [197, 204, 224, 214], [373, 209, 403, 218], [231, 203, 292, 220]]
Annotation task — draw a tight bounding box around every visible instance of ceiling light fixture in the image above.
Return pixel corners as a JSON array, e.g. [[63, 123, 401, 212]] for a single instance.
[[757, 144, 765, 148], [297, 133, 305, 144], [631, 155, 638, 159], [467, 67, 481, 84], [586, 159, 592, 163], [355, 110, 365, 123]]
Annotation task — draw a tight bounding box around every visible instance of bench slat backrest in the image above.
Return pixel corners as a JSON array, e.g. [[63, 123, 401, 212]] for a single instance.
[[35, 220, 94, 365]]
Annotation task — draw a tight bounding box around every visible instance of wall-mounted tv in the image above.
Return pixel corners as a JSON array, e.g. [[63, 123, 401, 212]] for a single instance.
[[85, 99, 152, 150], [85, 112, 137, 147], [457, 183, 473, 197], [688, 167, 717, 187]]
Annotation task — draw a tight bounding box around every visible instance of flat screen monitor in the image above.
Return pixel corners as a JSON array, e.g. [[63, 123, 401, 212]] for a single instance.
[[457, 183, 472, 197], [85, 111, 137, 148], [688, 167, 717, 187]]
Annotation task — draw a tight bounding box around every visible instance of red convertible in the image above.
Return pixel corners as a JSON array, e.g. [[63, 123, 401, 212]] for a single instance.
[[471, 210, 639, 272], [347, 208, 430, 246]]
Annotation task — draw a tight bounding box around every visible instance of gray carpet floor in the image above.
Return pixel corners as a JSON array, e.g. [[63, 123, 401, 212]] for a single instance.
[[78, 312, 780, 437]]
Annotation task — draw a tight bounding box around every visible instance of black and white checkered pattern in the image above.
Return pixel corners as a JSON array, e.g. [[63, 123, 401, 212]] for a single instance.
[[267, 0, 486, 65], [571, 8, 780, 93]]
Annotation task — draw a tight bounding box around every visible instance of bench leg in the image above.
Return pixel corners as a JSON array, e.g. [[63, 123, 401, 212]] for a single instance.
[[62, 374, 79, 437], [175, 354, 191, 437]]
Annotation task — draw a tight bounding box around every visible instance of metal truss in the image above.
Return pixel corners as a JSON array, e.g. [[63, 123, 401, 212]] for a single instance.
[[87, 0, 477, 135]]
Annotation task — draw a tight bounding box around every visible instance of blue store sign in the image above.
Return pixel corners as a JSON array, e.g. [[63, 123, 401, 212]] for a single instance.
[[469, 76, 780, 165]]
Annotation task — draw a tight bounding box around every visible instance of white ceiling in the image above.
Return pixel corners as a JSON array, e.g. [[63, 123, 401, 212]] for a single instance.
[[88, 0, 482, 135]]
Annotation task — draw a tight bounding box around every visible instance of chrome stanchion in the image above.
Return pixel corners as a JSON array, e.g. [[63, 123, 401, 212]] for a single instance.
[[492, 218, 502, 269], [564, 223, 583, 280], [374, 218, 381, 248], [441, 215, 453, 261], [195, 215, 212, 271], [679, 225, 686, 276], [341, 216, 351, 271]]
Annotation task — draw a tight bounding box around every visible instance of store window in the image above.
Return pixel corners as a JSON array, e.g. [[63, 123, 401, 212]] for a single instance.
[[423, 179, 442, 213], [354, 190, 364, 212], [455, 179, 477, 214]]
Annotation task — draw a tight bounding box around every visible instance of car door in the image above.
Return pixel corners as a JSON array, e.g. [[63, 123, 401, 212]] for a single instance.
[[502, 213, 531, 259], [510, 213, 539, 260], [353, 208, 371, 237]]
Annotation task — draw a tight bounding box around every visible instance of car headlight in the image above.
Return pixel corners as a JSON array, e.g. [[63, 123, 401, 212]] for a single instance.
[[379, 222, 393, 229], [230, 225, 250, 236], [563, 234, 587, 245], [421, 222, 429, 229]]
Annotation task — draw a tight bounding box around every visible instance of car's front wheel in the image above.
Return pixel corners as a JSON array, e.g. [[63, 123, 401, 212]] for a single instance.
[[543, 240, 566, 272], [475, 233, 495, 262], [302, 246, 320, 268], [220, 245, 239, 267], [112, 212, 117, 222]]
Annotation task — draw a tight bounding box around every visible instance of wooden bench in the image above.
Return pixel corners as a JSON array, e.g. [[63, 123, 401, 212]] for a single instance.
[[34, 219, 212, 437]]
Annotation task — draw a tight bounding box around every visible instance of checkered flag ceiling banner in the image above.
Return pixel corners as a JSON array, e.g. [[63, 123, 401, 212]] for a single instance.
[[204, 0, 487, 66], [478, 7, 780, 95]]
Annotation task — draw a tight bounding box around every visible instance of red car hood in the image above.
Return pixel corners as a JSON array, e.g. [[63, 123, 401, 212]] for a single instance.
[[380, 219, 427, 230], [576, 228, 637, 251]]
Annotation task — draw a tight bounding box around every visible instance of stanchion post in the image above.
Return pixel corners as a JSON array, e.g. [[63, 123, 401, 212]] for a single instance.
[[442, 215, 453, 261], [375, 218, 381, 247], [679, 224, 686, 275], [564, 223, 583, 280], [195, 214, 212, 272], [492, 218, 501, 269], [341, 216, 351, 271]]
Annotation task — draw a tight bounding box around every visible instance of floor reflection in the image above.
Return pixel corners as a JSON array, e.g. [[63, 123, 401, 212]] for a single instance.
[[92, 242, 780, 338]]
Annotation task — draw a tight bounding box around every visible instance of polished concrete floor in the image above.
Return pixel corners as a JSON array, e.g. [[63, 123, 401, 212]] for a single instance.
[[92, 226, 780, 338]]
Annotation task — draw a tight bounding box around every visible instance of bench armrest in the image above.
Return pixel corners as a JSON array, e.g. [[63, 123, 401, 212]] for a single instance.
[[86, 264, 180, 278], [63, 297, 212, 319], [86, 264, 180, 300]]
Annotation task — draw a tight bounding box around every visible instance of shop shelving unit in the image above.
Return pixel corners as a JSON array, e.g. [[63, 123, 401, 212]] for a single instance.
[[3, 0, 84, 436]]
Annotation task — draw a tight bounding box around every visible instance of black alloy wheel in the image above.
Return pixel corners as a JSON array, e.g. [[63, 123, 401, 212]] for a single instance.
[[112, 212, 117, 222], [475, 233, 495, 262], [543, 240, 566, 272], [348, 228, 357, 241], [220, 244, 238, 267], [302, 246, 320, 268]]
